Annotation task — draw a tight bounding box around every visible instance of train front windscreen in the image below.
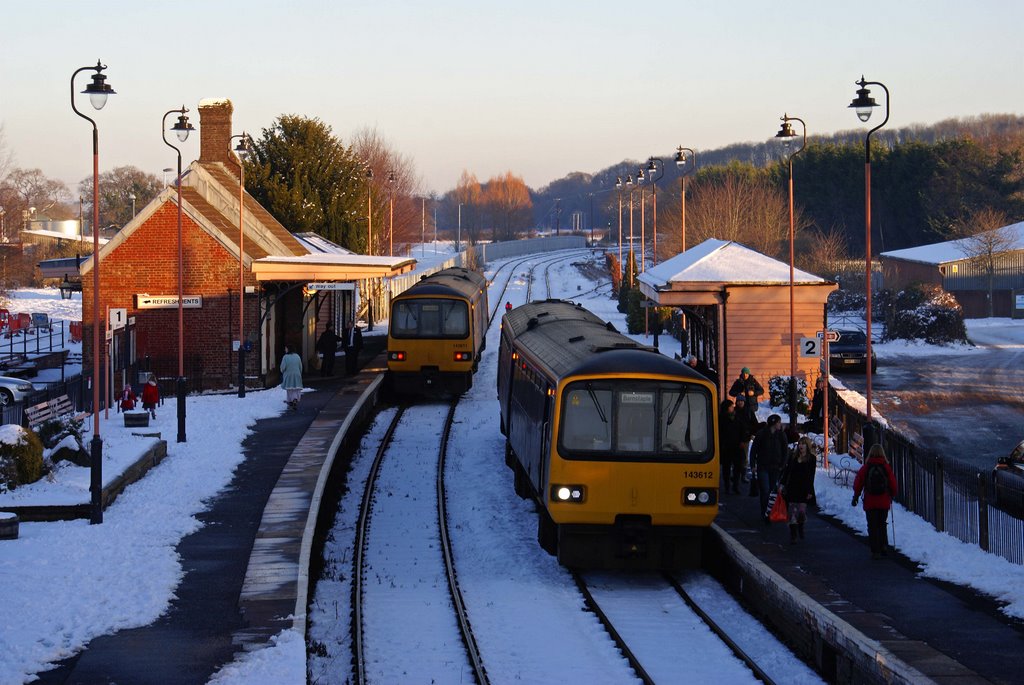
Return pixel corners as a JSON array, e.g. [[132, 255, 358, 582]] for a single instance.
[[559, 380, 713, 459], [391, 298, 468, 339]]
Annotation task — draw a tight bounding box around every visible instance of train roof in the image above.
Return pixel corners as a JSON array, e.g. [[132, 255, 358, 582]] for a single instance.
[[503, 300, 702, 382], [395, 267, 487, 300]]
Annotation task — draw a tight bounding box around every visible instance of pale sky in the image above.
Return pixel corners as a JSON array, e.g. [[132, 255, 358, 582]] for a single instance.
[[3, 0, 1022, 197]]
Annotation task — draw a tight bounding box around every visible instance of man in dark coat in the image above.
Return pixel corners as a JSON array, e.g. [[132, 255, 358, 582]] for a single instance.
[[685, 355, 719, 386], [317, 323, 342, 377], [729, 367, 765, 412], [342, 319, 363, 376], [750, 414, 789, 523], [718, 400, 744, 494]]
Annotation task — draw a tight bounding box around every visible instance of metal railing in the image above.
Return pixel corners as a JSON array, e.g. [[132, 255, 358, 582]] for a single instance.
[[828, 387, 1024, 565]]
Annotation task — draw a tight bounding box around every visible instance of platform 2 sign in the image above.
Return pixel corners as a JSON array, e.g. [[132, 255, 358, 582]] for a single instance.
[[135, 294, 203, 309]]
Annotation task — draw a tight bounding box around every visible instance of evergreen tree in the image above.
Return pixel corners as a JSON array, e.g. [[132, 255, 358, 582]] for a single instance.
[[243, 115, 367, 251]]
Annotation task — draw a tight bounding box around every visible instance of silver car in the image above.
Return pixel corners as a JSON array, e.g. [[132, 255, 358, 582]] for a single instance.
[[0, 375, 35, 406]]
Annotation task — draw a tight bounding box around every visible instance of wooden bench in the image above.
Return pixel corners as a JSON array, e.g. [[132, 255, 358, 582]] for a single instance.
[[25, 395, 79, 432]]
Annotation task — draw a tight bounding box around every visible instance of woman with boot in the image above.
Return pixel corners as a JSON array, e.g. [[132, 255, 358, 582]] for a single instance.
[[781, 436, 817, 544], [718, 399, 744, 495]]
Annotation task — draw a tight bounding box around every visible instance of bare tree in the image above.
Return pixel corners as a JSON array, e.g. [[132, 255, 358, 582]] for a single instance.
[[77, 165, 161, 229], [483, 171, 532, 241], [800, 224, 849, 279], [947, 207, 1021, 317], [351, 127, 423, 255], [453, 170, 483, 246]]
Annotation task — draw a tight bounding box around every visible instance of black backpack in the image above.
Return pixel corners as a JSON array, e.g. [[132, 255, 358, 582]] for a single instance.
[[866, 463, 889, 496]]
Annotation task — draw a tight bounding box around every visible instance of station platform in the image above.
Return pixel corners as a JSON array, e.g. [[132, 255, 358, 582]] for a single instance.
[[34, 342, 1023, 683], [713, 485, 1021, 684]]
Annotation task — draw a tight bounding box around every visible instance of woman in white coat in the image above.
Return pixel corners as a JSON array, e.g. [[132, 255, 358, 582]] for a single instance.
[[280, 344, 304, 410]]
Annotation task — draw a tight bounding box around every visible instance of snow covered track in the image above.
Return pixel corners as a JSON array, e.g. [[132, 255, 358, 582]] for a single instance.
[[351, 402, 486, 684], [576, 571, 775, 685]]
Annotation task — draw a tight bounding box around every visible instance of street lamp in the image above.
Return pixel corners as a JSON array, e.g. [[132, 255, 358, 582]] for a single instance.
[[457, 202, 463, 254], [626, 174, 635, 285], [128, 192, 136, 219], [849, 76, 889, 427], [647, 157, 665, 266], [0, 207, 5, 242], [163, 105, 195, 442], [230, 132, 252, 398], [637, 168, 647, 273], [387, 168, 396, 256], [674, 146, 696, 252], [71, 59, 115, 525], [775, 114, 807, 428], [365, 167, 374, 255], [614, 176, 624, 272]]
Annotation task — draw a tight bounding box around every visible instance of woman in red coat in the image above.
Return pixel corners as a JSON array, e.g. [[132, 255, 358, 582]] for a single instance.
[[852, 444, 899, 559], [140, 376, 160, 419]]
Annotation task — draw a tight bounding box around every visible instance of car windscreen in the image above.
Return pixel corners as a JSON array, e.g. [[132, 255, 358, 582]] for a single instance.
[[390, 298, 469, 339], [836, 330, 867, 345], [559, 380, 713, 461]]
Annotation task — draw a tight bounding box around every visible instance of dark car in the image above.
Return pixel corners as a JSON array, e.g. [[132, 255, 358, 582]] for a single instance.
[[992, 440, 1024, 513], [827, 329, 877, 373]]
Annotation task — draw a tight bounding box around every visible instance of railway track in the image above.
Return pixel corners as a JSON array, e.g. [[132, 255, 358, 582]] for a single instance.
[[574, 571, 778, 684]]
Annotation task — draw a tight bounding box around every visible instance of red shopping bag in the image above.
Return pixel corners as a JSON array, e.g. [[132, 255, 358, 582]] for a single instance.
[[769, 488, 788, 523]]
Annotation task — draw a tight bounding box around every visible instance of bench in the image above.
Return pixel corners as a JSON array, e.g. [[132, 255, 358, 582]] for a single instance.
[[25, 395, 81, 432], [830, 454, 861, 487]]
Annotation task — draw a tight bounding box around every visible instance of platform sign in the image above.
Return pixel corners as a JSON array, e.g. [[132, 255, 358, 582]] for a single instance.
[[817, 329, 841, 343], [306, 282, 355, 292], [136, 294, 203, 309], [109, 308, 128, 330], [799, 337, 820, 358]]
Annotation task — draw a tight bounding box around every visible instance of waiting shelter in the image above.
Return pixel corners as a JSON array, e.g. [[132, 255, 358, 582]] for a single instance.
[[637, 239, 837, 400]]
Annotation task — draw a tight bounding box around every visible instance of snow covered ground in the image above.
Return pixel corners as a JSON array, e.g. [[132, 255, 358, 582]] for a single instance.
[[0, 260, 1022, 683]]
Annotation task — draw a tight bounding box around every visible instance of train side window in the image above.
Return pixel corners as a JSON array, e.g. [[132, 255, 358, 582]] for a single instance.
[[562, 387, 612, 451]]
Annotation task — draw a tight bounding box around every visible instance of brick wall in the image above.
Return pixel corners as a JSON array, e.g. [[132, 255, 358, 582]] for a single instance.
[[83, 201, 258, 388]]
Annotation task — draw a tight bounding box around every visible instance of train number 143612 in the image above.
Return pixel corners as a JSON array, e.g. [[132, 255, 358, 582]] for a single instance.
[[683, 470, 714, 480]]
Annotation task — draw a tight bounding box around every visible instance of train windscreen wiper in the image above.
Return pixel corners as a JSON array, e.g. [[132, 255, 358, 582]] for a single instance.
[[586, 384, 608, 423], [667, 389, 688, 426]]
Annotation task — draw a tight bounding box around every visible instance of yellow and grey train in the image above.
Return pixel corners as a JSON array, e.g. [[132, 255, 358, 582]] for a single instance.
[[386, 267, 489, 395], [498, 300, 719, 569]]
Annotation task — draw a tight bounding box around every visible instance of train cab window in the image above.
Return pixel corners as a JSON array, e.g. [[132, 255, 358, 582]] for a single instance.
[[391, 299, 469, 339], [560, 380, 712, 460]]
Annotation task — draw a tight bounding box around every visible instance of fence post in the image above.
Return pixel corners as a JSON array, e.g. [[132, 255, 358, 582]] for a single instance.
[[978, 472, 990, 552], [934, 456, 944, 532]]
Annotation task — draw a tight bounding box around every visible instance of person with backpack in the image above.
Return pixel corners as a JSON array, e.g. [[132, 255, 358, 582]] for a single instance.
[[852, 443, 899, 559]]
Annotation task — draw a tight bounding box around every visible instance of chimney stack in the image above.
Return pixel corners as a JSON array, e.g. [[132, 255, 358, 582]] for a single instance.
[[198, 98, 239, 174]]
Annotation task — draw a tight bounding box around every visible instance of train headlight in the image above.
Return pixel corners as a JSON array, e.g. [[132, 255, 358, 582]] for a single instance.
[[453, 351, 472, 362], [682, 488, 717, 506], [388, 351, 406, 362], [550, 484, 586, 503]]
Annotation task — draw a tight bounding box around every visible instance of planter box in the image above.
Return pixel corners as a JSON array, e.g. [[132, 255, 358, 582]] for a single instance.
[[0, 512, 18, 540], [124, 412, 150, 428]]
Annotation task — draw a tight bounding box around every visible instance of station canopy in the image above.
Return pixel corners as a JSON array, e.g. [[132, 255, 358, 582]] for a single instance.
[[250, 253, 416, 282]]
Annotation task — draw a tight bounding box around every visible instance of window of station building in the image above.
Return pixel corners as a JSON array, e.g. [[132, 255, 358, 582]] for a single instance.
[[559, 380, 712, 460], [391, 298, 468, 339]]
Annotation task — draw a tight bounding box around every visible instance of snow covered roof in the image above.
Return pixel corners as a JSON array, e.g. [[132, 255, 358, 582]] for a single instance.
[[880, 220, 1024, 265], [292, 232, 353, 255], [638, 238, 830, 289]]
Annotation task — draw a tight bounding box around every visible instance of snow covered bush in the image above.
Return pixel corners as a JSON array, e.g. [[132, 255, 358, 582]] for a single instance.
[[0, 424, 44, 492], [35, 415, 89, 467], [884, 284, 968, 345], [768, 375, 809, 417]]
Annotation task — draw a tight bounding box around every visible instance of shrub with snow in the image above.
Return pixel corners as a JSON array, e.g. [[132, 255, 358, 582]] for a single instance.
[[769, 375, 809, 417], [884, 284, 968, 345], [0, 424, 44, 492]]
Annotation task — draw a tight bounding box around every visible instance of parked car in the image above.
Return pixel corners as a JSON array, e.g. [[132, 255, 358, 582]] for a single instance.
[[0, 375, 35, 406], [992, 439, 1024, 513], [827, 329, 877, 373]]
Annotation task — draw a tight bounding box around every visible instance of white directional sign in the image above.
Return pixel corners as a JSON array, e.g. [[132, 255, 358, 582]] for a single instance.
[[816, 329, 841, 343], [799, 337, 821, 358], [306, 282, 355, 292], [136, 294, 203, 309]]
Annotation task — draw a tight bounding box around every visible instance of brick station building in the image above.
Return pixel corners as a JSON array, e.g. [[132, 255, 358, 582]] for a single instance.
[[81, 98, 414, 393]]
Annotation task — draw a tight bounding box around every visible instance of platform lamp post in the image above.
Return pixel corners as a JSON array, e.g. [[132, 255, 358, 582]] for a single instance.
[[365, 167, 374, 255], [229, 132, 252, 398], [0, 208, 5, 242], [637, 167, 648, 273], [71, 59, 115, 525], [625, 174, 636, 286], [615, 176, 624, 273], [775, 114, 807, 428], [163, 106, 195, 442], [849, 76, 889, 427], [646, 157, 664, 266], [387, 169, 396, 256], [674, 146, 696, 253]]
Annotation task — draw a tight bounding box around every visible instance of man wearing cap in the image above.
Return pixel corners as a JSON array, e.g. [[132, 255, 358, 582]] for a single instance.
[[729, 367, 765, 413]]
